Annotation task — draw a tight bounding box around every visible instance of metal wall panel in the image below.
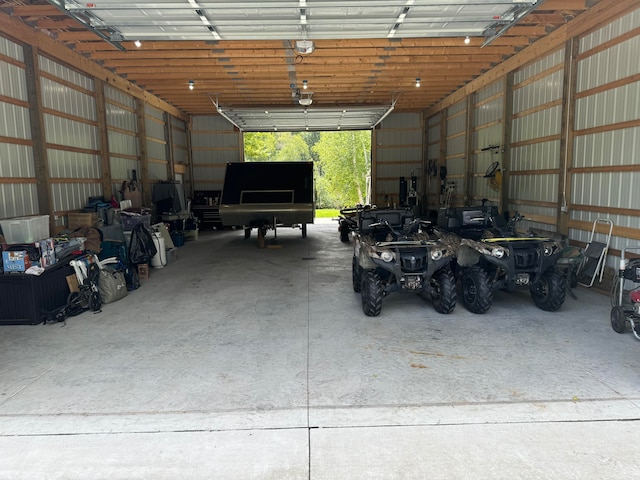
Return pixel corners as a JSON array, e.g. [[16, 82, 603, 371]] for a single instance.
[[104, 84, 136, 109], [44, 114, 99, 150], [448, 100, 466, 117], [191, 149, 239, 165], [579, 9, 640, 53], [511, 140, 561, 171], [510, 174, 559, 204], [427, 144, 439, 159], [511, 105, 562, 143], [0, 62, 27, 101], [146, 140, 166, 161], [513, 49, 564, 84], [0, 143, 34, 178], [575, 82, 640, 130], [572, 171, 640, 212], [380, 112, 420, 130], [191, 131, 239, 150], [0, 102, 31, 139], [577, 37, 640, 92], [475, 97, 503, 126], [107, 130, 138, 157], [0, 185, 38, 218], [192, 166, 225, 183], [145, 103, 164, 121], [513, 69, 564, 113], [192, 115, 234, 131], [573, 126, 640, 169], [148, 162, 167, 181], [0, 36, 24, 61], [47, 149, 100, 179], [377, 129, 422, 146], [110, 156, 140, 181], [447, 111, 466, 136], [106, 102, 137, 132], [145, 119, 165, 140], [51, 182, 102, 214], [38, 55, 94, 92], [476, 80, 503, 103], [40, 77, 97, 121], [446, 136, 465, 157]]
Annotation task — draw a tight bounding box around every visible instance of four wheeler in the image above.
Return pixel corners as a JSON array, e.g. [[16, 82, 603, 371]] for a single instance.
[[338, 204, 377, 242], [435, 205, 565, 314], [610, 246, 640, 341], [351, 208, 456, 317]]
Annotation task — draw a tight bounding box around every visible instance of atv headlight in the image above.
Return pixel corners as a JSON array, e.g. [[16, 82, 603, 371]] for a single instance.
[[491, 247, 506, 259], [543, 243, 555, 256], [380, 250, 395, 263], [430, 249, 443, 261]]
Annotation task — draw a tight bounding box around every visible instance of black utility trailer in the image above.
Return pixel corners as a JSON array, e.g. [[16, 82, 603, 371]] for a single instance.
[[219, 161, 314, 239]]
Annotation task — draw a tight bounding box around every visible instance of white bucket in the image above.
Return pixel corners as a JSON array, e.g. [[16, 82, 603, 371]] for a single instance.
[[151, 232, 166, 268]]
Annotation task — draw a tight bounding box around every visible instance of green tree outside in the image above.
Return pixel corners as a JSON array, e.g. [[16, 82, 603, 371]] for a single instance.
[[242, 130, 371, 208]]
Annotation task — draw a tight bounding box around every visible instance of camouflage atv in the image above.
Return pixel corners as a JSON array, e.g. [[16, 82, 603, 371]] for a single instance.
[[435, 206, 565, 314], [351, 208, 456, 317]]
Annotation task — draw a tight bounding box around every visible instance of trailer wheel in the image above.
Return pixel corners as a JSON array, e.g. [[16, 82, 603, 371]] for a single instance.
[[361, 270, 383, 317], [352, 257, 362, 293], [610, 306, 627, 333], [530, 269, 565, 311], [461, 266, 492, 314], [430, 268, 457, 314]]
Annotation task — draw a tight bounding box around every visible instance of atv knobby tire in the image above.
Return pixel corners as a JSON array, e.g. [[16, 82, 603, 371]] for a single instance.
[[430, 268, 457, 314], [530, 269, 565, 311], [461, 266, 493, 314], [352, 257, 362, 293], [361, 270, 383, 316]]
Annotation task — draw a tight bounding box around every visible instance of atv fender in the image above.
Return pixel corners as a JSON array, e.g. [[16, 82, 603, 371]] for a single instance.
[[456, 243, 482, 267], [357, 245, 377, 270]]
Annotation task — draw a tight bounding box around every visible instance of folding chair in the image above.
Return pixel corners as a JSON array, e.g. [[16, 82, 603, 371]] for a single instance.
[[577, 218, 614, 287]]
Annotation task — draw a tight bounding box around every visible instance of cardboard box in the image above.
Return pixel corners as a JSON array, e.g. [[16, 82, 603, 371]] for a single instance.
[[66, 274, 79, 293], [68, 212, 98, 229], [35, 238, 57, 268], [2, 251, 33, 273]]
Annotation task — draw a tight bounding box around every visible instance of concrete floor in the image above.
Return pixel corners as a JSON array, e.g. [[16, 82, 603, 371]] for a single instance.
[[1, 219, 640, 479]]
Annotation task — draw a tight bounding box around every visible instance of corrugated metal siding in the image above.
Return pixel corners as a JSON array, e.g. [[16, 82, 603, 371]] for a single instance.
[[0, 143, 34, 178], [191, 115, 240, 189], [373, 112, 422, 205], [44, 114, 99, 149], [0, 36, 38, 219], [148, 162, 168, 181], [569, 9, 640, 268], [0, 185, 39, 218], [0, 62, 27, 101], [47, 149, 100, 179], [104, 84, 136, 109], [38, 55, 94, 92], [575, 82, 639, 130], [513, 49, 564, 84], [110, 156, 140, 182], [40, 77, 96, 121], [0, 36, 24, 61], [573, 127, 640, 169], [50, 183, 102, 214], [0, 102, 31, 139], [579, 9, 640, 53]]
